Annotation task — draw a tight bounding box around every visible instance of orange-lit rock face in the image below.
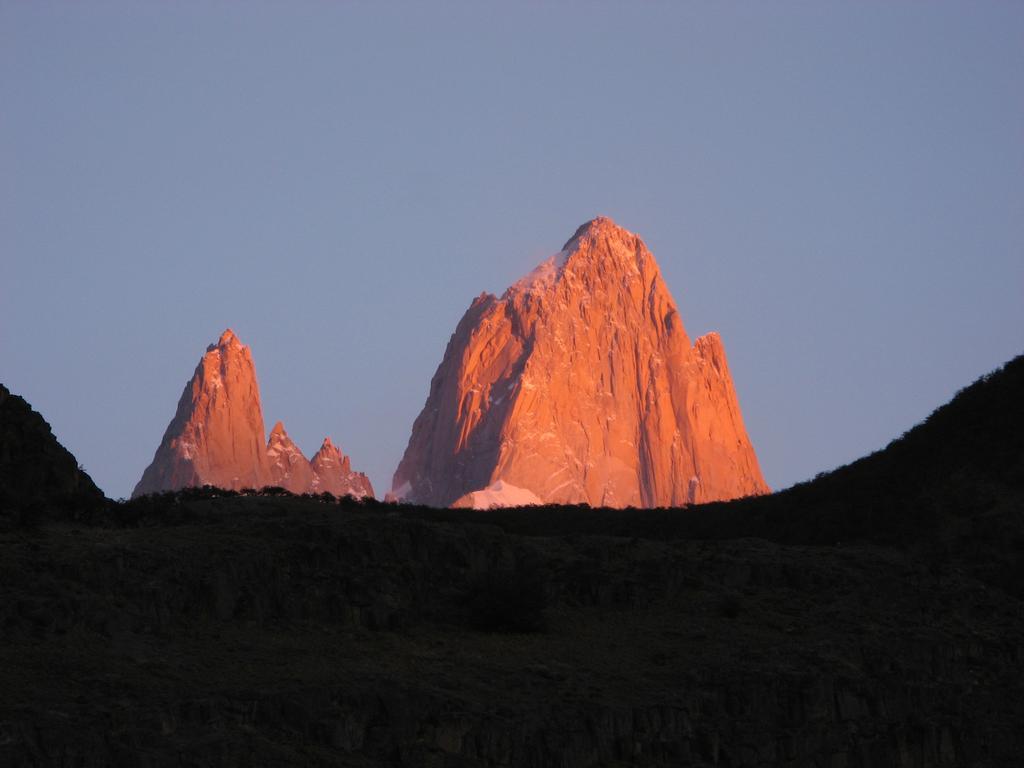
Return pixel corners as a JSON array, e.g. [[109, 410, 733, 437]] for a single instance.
[[392, 217, 769, 508], [310, 437, 374, 499], [266, 421, 314, 494], [133, 330, 373, 499], [134, 330, 269, 496]]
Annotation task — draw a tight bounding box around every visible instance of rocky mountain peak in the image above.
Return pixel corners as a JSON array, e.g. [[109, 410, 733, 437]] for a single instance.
[[134, 329, 269, 497], [392, 217, 768, 508], [266, 420, 314, 494], [565, 216, 651, 274], [311, 437, 346, 473], [562, 215, 631, 248], [505, 216, 655, 306], [310, 436, 374, 499], [134, 331, 372, 500], [215, 328, 242, 349]]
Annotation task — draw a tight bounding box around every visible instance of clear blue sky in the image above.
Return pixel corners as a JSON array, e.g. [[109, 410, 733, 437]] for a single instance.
[[3, 2, 1022, 500]]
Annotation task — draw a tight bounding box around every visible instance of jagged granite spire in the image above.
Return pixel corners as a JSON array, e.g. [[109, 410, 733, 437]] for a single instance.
[[134, 330, 373, 499], [134, 329, 269, 497], [392, 217, 768, 508]]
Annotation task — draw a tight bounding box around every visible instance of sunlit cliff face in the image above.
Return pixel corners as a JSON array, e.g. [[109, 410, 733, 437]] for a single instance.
[[392, 217, 770, 509], [133, 329, 372, 499]]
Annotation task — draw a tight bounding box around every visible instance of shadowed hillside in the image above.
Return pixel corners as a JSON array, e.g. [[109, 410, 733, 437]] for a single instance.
[[0, 384, 104, 523], [0, 356, 1022, 766], [395, 354, 1024, 595]]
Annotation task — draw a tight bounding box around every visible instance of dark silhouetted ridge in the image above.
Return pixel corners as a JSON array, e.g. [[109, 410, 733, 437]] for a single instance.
[[0, 383, 105, 521], [396, 354, 1024, 594]]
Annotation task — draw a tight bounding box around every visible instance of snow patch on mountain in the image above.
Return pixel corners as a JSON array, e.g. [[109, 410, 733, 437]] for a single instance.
[[451, 480, 543, 510], [509, 249, 570, 296]]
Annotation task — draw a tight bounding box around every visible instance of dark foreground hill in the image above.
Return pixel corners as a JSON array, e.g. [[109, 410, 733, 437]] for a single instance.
[[1, 357, 1022, 767], [401, 353, 1024, 598], [0, 384, 104, 520]]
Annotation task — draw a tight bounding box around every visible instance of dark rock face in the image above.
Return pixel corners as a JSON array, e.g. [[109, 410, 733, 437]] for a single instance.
[[0, 383, 104, 517]]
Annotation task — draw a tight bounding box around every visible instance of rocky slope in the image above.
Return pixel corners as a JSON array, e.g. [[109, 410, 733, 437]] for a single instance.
[[0, 383, 104, 519], [265, 421, 315, 494], [393, 217, 768, 508], [310, 437, 374, 498], [133, 329, 270, 496], [133, 330, 372, 499]]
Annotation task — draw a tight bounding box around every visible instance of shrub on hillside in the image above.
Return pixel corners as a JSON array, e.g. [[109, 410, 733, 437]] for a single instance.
[[465, 564, 547, 633]]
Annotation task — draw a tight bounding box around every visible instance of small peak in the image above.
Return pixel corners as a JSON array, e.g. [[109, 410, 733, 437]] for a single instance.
[[693, 332, 728, 373], [588, 214, 618, 228], [207, 328, 243, 353], [312, 437, 347, 468], [562, 216, 633, 250], [695, 331, 723, 351], [510, 216, 647, 298], [206, 328, 248, 355], [269, 421, 286, 438]]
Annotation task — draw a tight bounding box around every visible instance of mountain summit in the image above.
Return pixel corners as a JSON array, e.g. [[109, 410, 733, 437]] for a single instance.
[[392, 217, 768, 508], [265, 421, 315, 494], [133, 329, 269, 496], [310, 437, 374, 498], [133, 330, 372, 499]]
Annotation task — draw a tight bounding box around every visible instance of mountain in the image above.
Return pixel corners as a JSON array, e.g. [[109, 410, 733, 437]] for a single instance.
[[0, 383, 105, 518], [133, 330, 270, 497], [265, 421, 314, 494], [392, 217, 769, 508], [309, 437, 374, 499], [133, 330, 372, 499]]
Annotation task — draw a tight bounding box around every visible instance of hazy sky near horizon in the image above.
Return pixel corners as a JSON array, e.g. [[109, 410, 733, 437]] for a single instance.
[[3, 3, 1023, 499]]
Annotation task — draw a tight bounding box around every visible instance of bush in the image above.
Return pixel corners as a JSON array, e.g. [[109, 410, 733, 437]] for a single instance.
[[718, 594, 741, 619], [466, 564, 547, 633]]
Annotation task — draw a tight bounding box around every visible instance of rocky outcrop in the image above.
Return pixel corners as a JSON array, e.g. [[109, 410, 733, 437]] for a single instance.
[[266, 421, 315, 494], [133, 330, 271, 497], [310, 437, 374, 499], [133, 330, 372, 499], [0, 383, 104, 515], [392, 217, 769, 508]]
